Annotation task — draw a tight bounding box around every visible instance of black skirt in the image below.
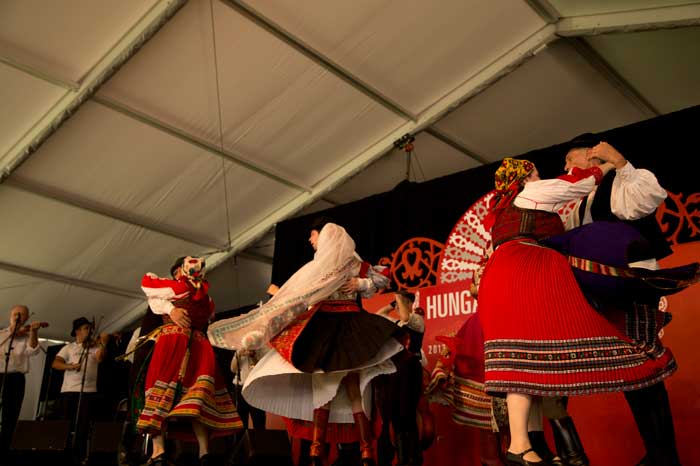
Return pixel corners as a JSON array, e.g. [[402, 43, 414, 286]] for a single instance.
[[291, 309, 401, 373]]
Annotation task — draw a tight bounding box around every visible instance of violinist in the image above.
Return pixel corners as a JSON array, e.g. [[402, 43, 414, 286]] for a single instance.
[[0, 305, 43, 455], [52, 316, 109, 461]]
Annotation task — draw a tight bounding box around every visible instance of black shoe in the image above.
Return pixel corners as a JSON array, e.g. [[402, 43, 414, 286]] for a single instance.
[[624, 383, 681, 466], [144, 454, 167, 466], [199, 453, 215, 466], [505, 449, 548, 466]]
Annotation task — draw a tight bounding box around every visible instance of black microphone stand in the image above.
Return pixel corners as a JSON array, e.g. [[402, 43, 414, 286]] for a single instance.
[[0, 315, 21, 433], [72, 317, 102, 464]]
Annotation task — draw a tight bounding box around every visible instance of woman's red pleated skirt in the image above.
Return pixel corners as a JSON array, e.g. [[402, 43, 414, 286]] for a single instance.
[[137, 324, 242, 436], [478, 240, 676, 396]]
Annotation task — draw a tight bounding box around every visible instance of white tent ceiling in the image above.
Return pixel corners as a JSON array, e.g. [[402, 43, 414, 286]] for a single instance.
[[1, 0, 699, 340]]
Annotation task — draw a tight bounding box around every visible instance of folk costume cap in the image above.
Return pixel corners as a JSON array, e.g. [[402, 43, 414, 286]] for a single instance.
[[562, 133, 599, 153]]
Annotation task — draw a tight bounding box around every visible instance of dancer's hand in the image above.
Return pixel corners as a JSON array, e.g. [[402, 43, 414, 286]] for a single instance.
[[170, 307, 191, 328], [589, 142, 627, 168], [99, 332, 110, 345], [341, 277, 360, 293], [29, 321, 43, 331]]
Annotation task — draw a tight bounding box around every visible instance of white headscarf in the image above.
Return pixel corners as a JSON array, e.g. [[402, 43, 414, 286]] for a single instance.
[[208, 223, 360, 350]]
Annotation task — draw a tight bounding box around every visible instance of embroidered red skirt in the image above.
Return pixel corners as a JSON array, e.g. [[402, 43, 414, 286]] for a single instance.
[[478, 240, 676, 396], [137, 324, 242, 436]]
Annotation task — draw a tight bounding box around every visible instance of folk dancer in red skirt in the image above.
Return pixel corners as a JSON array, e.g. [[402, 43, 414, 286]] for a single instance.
[[137, 256, 242, 466], [209, 220, 403, 466], [477, 157, 685, 466]]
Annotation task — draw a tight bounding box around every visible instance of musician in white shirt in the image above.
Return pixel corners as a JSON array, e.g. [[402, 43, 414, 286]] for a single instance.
[[51, 317, 108, 461], [0, 305, 42, 454]]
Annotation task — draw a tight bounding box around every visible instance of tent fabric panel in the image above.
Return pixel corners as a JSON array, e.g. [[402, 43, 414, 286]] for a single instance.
[[206, 255, 272, 314], [0, 269, 142, 341], [326, 131, 481, 205], [245, 0, 546, 113], [297, 199, 338, 217], [0, 65, 66, 163], [246, 231, 275, 260], [13, 101, 296, 246], [434, 40, 648, 161], [0, 186, 208, 293], [214, 1, 406, 186], [221, 158, 301, 241], [586, 27, 700, 115], [98, 0, 222, 145], [0, 0, 159, 82]]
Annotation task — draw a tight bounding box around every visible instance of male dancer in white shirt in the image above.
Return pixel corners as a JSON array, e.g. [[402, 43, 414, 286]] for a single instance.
[[560, 135, 678, 466]]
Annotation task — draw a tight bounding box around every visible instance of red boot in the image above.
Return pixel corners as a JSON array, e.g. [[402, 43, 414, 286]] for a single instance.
[[310, 408, 330, 466], [353, 412, 376, 466]]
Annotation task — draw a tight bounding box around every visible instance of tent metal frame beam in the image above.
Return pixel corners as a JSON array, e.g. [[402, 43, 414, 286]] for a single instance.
[[524, 0, 661, 118], [0, 260, 144, 300], [6, 175, 225, 249], [92, 96, 311, 192], [423, 127, 488, 165], [0, 54, 80, 90], [523, 0, 560, 24], [220, 0, 417, 122], [557, 4, 700, 36], [565, 37, 660, 117], [0, 0, 188, 184]]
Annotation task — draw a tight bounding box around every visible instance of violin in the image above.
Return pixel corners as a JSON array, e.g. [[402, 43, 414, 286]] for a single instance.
[[13, 322, 49, 337], [81, 332, 118, 348]]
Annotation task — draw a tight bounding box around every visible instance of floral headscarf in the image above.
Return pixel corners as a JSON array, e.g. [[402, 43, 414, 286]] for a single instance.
[[494, 158, 535, 193], [484, 158, 535, 230]]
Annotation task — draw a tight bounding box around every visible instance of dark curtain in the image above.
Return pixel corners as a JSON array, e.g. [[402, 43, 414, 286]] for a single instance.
[[272, 105, 700, 284]]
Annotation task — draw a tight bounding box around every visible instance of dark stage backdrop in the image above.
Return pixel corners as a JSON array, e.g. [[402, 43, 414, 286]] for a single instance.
[[272, 104, 700, 285]]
